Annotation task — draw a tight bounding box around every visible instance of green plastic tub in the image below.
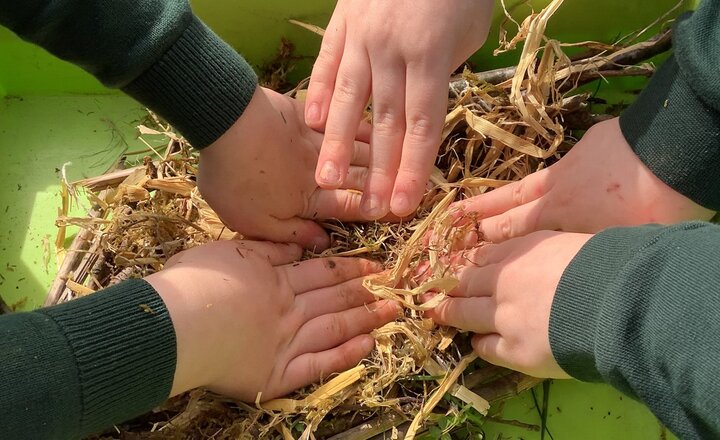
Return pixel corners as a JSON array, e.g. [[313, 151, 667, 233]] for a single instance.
[[0, 1, 696, 438]]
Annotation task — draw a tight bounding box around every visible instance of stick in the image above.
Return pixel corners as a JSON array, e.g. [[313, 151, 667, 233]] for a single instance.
[[449, 28, 671, 89], [326, 412, 407, 440], [45, 162, 126, 306], [471, 372, 544, 402]]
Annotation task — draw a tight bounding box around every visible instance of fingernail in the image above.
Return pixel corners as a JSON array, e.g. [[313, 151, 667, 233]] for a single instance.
[[392, 192, 411, 216], [306, 102, 321, 124], [310, 235, 329, 251], [360, 336, 375, 353], [319, 161, 341, 186], [362, 194, 385, 219]]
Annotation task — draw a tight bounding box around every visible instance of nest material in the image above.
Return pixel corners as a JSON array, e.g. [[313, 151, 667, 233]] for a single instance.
[[49, 1, 675, 438]]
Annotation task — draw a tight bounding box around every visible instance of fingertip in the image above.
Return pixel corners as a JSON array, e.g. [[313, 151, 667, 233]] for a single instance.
[[305, 101, 325, 129], [390, 188, 423, 218], [358, 334, 375, 354], [363, 259, 384, 274], [316, 160, 345, 188], [360, 192, 390, 220], [309, 233, 331, 252]]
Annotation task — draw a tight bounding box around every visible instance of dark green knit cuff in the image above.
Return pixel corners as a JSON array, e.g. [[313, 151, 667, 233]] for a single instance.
[[123, 16, 258, 149], [619, 54, 720, 211], [39, 279, 176, 435], [549, 226, 665, 382]]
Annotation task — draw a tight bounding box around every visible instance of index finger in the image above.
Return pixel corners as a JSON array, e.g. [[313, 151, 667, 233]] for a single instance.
[[315, 49, 372, 188], [452, 169, 551, 221]]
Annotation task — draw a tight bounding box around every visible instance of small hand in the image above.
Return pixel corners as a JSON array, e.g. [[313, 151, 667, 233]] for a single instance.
[[452, 118, 715, 243], [306, 0, 494, 218], [425, 231, 591, 378], [199, 87, 373, 251], [146, 240, 399, 401]]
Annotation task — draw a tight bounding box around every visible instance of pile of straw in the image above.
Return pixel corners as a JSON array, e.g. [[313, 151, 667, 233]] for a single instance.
[[49, 1, 676, 438]]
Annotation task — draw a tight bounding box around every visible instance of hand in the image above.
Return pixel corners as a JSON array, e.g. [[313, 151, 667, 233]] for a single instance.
[[145, 240, 399, 401], [306, 0, 494, 219], [199, 87, 373, 251], [452, 118, 715, 243], [425, 231, 592, 378]]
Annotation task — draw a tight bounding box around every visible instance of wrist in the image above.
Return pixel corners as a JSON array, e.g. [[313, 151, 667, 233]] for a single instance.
[[146, 271, 215, 396]]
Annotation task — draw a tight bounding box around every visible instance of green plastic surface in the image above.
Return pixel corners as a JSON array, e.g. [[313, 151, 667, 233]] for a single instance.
[[0, 1, 694, 438]]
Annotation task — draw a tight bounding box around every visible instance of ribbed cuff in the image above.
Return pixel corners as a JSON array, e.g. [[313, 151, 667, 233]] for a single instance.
[[619, 54, 720, 211], [122, 16, 258, 149], [549, 225, 667, 382], [39, 279, 176, 435]]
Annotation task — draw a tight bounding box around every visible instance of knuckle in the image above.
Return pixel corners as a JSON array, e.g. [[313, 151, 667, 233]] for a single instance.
[[336, 343, 357, 371], [511, 180, 526, 206], [328, 314, 349, 340], [336, 283, 356, 309], [342, 191, 361, 214], [333, 72, 363, 104], [466, 247, 489, 266], [405, 111, 436, 140], [306, 356, 323, 381], [496, 216, 514, 241], [372, 106, 402, 134]]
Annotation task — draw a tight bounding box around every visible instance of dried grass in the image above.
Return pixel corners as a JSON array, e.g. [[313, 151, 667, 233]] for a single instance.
[[49, 2, 674, 438]]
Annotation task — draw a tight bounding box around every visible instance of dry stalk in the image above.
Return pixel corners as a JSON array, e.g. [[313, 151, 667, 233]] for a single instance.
[[48, 2, 675, 438]]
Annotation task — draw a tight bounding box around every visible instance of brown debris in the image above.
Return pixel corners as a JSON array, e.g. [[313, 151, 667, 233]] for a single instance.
[[49, 1, 675, 438]]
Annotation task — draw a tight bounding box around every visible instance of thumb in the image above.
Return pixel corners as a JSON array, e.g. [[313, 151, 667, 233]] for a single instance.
[[251, 216, 330, 252]]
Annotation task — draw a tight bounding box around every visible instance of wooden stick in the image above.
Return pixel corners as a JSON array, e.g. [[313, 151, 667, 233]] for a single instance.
[[449, 28, 671, 89], [45, 227, 95, 306], [45, 162, 126, 306], [471, 372, 543, 402], [326, 412, 407, 440]]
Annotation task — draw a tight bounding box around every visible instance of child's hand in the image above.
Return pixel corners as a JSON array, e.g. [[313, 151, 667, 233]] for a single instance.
[[199, 87, 373, 251], [306, 0, 493, 219], [452, 118, 715, 243], [145, 240, 399, 401], [425, 231, 591, 378]]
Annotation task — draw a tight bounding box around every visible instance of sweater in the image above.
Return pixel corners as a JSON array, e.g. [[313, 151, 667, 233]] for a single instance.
[[0, 1, 719, 439], [551, 1, 720, 438]]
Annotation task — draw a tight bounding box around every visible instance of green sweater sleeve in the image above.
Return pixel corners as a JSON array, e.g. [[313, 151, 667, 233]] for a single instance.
[[1, 279, 176, 439], [619, 0, 720, 211], [550, 222, 720, 439], [0, 0, 258, 148]]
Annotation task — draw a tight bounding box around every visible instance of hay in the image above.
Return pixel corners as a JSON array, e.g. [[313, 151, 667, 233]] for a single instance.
[[48, 2, 675, 438]]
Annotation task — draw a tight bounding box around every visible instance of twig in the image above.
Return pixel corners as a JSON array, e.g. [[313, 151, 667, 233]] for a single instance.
[[449, 28, 672, 89], [326, 412, 407, 440], [471, 372, 543, 402], [45, 162, 126, 306], [485, 416, 541, 432]]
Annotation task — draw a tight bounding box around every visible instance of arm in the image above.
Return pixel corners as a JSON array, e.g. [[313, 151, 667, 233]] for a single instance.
[[1, 280, 175, 439], [1, 241, 397, 439], [0, 1, 376, 249], [427, 223, 720, 439], [450, 1, 719, 243], [0, 0, 257, 149], [619, 0, 720, 209], [551, 222, 720, 438]]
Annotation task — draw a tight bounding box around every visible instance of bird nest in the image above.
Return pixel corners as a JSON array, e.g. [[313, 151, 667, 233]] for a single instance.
[[48, 1, 676, 438]]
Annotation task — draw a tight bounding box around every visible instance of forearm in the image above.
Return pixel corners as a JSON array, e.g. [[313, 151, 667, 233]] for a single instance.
[[0, 0, 257, 148], [619, 0, 720, 211], [0, 280, 175, 439], [550, 222, 720, 438]]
